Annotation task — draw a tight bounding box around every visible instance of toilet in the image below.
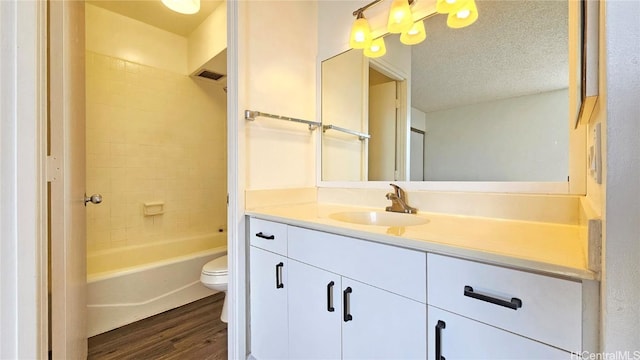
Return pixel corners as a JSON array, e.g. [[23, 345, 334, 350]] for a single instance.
[[200, 255, 228, 323]]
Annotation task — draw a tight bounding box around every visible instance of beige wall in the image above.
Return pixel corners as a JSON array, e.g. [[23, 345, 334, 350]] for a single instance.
[[85, 6, 227, 253], [85, 4, 188, 74], [187, 1, 227, 74], [241, 1, 318, 190]]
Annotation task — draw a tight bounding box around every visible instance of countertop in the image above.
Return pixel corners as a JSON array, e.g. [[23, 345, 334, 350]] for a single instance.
[[246, 203, 596, 281]]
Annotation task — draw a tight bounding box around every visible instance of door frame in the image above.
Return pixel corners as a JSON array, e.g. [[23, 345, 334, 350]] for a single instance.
[[226, 0, 247, 358], [0, 0, 48, 358], [1, 1, 244, 357]]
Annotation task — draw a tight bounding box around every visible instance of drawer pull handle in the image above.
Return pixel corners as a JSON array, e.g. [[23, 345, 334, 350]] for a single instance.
[[435, 320, 446, 360], [256, 232, 275, 240], [343, 287, 353, 322], [275, 262, 284, 289], [464, 285, 522, 310], [327, 281, 335, 312]]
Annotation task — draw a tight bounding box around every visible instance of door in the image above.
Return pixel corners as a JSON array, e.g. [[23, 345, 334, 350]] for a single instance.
[[249, 247, 288, 359], [342, 278, 426, 360], [288, 260, 341, 359], [427, 306, 572, 360], [49, 1, 88, 358], [369, 81, 398, 181]]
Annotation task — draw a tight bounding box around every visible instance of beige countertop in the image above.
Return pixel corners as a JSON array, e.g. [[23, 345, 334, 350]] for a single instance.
[[246, 203, 596, 281]]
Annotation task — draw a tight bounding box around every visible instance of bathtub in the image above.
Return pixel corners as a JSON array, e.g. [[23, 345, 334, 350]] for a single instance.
[[86, 234, 226, 337]]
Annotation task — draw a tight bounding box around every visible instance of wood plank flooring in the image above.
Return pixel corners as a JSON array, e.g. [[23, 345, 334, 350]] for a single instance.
[[88, 293, 227, 360]]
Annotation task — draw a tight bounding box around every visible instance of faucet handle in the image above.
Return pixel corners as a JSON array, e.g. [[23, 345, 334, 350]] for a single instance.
[[389, 183, 403, 198]]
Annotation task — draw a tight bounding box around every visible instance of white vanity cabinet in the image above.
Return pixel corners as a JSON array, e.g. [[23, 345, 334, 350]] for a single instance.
[[287, 260, 427, 360], [427, 253, 585, 359], [427, 306, 572, 360], [248, 217, 595, 360], [249, 219, 289, 360], [287, 259, 342, 359], [249, 218, 427, 360]]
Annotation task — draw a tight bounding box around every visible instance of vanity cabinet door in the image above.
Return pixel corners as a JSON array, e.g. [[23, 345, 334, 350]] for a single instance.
[[288, 260, 342, 360], [249, 246, 288, 360], [427, 306, 572, 360], [342, 278, 426, 360]]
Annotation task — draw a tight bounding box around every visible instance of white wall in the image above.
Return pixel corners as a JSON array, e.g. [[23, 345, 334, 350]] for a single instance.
[[599, 0, 640, 352], [242, 1, 318, 190], [422, 89, 569, 182]]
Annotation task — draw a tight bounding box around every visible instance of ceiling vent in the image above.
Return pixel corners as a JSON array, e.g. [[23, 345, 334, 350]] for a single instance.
[[197, 70, 225, 81]]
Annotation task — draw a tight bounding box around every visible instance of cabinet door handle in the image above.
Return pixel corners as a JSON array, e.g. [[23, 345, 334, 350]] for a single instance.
[[463, 285, 522, 310], [275, 262, 284, 289], [327, 281, 335, 312], [343, 287, 353, 322], [256, 232, 275, 240], [435, 320, 446, 360]]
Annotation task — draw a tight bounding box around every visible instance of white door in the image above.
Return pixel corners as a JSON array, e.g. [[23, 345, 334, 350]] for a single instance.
[[288, 260, 341, 359], [249, 247, 288, 359], [369, 81, 397, 181], [49, 1, 88, 358], [427, 306, 572, 360], [342, 278, 426, 360]]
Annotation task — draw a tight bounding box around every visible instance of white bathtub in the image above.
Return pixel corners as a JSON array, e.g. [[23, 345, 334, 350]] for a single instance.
[[86, 234, 226, 337]]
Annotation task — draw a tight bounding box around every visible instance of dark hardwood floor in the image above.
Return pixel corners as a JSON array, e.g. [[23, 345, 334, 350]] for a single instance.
[[88, 293, 227, 360]]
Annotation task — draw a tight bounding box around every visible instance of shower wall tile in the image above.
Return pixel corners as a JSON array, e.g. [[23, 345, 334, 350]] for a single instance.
[[86, 51, 227, 254]]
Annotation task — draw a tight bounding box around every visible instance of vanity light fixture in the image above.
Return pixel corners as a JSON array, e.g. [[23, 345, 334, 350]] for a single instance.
[[436, 0, 468, 14], [400, 19, 426, 45], [387, 0, 414, 34], [350, 12, 373, 49], [364, 37, 387, 58], [350, 0, 478, 57], [161, 0, 200, 14], [446, 0, 478, 28]]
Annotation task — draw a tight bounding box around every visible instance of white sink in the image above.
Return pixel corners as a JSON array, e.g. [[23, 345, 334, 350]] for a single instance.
[[329, 211, 429, 227]]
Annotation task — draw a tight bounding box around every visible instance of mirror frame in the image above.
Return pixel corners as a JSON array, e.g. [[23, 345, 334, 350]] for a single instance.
[[316, 0, 588, 195]]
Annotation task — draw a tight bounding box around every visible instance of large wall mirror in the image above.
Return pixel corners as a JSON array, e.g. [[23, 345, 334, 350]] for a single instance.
[[321, 0, 585, 191]]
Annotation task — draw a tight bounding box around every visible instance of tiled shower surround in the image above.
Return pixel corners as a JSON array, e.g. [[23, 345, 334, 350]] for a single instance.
[[85, 51, 227, 253]]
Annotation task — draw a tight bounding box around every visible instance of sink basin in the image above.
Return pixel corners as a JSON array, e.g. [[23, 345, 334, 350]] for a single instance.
[[329, 211, 429, 227]]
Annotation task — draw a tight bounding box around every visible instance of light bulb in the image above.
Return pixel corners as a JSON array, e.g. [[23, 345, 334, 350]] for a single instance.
[[350, 14, 373, 49], [436, 0, 470, 14], [456, 9, 470, 19], [447, 0, 478, 28], [387, 0, 414, 34], [400, 20, 426, 45], [364, 37, 387, 58], [161, 0, 200, 14]]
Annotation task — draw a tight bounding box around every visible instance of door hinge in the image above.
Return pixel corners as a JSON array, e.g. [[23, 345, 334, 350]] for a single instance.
[[227, 193, 229, 206], [46, 155, 61, 182], [395, 99, 401, 108]]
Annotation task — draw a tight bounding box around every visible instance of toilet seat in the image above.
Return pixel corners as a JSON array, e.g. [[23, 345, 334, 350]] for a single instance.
[[201, 255, 228, 285]]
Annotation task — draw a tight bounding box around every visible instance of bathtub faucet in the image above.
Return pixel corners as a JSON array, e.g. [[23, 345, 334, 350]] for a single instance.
[[385, 184, 417, 214]]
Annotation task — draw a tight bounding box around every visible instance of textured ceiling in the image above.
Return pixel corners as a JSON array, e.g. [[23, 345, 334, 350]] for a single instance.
[[86, 0, 223, 36], [411, 0, 568, 113]]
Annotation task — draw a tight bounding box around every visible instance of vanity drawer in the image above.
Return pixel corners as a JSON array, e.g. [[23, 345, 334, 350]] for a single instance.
[[427, 253, 582, 353], [249, 218, 288, 255], [288, 226, 426, 303]]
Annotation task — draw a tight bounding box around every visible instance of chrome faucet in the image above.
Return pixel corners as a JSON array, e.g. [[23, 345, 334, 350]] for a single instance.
[[385, 184, 417, 214]]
